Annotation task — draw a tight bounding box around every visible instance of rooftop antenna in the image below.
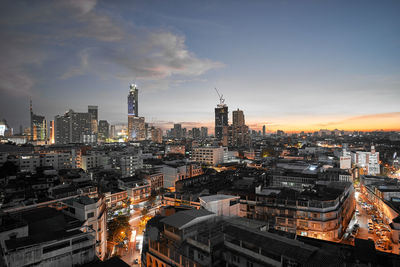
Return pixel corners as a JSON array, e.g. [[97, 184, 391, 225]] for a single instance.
[[214, 88, 225, 105]]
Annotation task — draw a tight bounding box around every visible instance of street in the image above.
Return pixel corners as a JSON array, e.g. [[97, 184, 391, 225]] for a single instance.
[[342, 190, 399, 254], [118, 206, 159, 266]]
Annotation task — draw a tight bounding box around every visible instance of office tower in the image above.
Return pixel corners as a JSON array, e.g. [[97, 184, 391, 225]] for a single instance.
[[232, 109, 244, 126], [127, 83, 145, 140], [110, 125, 116, 138], [262, 125, 266, 136], [192, 127, 200, 139], [98, 120, 109, 141], [151, 127, 163, 143], [200, 127, 208, 138], [88, 105, 98, 134], [49, 120, 55, 144], [182, 128, 187, 139], [228, 109, 249, 147], [173, 124, 182, 139], [30, 100, 47, 141], [128, 84, 139, 117], [54, 110, 92, 144], [128, 116, 145, 140], [215, 105, 228, 140]]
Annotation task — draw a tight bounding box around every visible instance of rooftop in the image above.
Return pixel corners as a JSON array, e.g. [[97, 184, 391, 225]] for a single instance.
[[199, 194, 239, 203], [4, 207, 85, 251], [161, 209, 215, 229], [224, 224, 318, 265]]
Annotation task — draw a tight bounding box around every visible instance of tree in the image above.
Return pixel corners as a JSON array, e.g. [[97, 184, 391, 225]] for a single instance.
[[107, 215, 131, 243]]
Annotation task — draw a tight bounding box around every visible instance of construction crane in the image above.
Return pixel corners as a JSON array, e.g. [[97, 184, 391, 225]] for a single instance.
[[214, 87, 225, 105]]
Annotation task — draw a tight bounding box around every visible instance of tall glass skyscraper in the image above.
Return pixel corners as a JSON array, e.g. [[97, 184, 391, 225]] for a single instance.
[[128, 84, 139, 116], [127, 84, 145, 140]]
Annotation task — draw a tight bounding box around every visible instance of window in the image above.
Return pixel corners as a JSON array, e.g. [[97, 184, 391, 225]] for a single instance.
[[246, 261, 254, 267], [87, 212, 94, 218]]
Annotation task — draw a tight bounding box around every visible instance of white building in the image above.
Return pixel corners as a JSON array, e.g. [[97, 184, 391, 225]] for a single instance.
[[340, 148, 352, 169], [353, 146, 380, 175], [199, 194, 240, 217], [191, 146, 227, 166], [111, 148, 143, 177], [62, 196, 107, 260], [160, 161, 203, 189], [81, 154, 111, 171]]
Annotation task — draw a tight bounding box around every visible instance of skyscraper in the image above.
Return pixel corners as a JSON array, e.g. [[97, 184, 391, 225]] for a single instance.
[[54, 110, 92, 144], [98, 120, 109, 141], [128, 116, 145, 140], [173, 123, 182, 139], [88, 105, 98, 134], [262, 125, 266, 136], [30, 100, 47, 141], [215, 105, 228, 140], [128, 84, 139, 117], [232, 109, 245, 126], [228, 109, 249, 147], [127, 83, 145, 140], [200, 127, 208, 138]]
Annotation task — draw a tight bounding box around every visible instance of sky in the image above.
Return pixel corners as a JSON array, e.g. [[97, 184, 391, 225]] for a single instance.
[[0, 0, 399, 133]]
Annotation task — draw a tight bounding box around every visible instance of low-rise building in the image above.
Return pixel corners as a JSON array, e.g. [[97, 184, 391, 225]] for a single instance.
[[191, 146, 227, 166], [118, 176, 151, 204], [104, 189, 128, 209], [0, 207, 96, 267], [247, 182, 355, 241], [199, 194, 240, 217], [62, 196, 107, 260]]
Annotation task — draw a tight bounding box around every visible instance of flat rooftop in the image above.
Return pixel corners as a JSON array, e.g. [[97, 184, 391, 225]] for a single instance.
[[5, 207, 85, 251]]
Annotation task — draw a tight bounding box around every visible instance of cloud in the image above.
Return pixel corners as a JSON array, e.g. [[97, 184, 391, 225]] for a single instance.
[[0, 32, 46, 96], [0, 0, 224, 109], [100, 30, 224, 81], [60, 49, 91, 79]]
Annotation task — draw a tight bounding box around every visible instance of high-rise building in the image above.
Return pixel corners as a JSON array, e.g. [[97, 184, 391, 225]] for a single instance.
[[110, 125, 116, 138], [128, 116, 145, 140], [49, 120, 55, 144], [30, 100, 47, 141], [215, 105, 228, 140], [192, 127, 200, 139], [98, 120, 109, 141], [151, 127, 163, 143], [222, 109, 249, 147], [173, 124, 182, 139], [54, 110, 92, 144], [88, 105, 98, 134], [127, 83, 145, 140], [128, 84, 139, 117], [262, 125, 266, 136], [232, 109, 244, 126], [200, 127, 208, 138]]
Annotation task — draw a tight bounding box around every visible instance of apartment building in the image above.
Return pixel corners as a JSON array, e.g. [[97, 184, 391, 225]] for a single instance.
[[243, 182, 355, 241]]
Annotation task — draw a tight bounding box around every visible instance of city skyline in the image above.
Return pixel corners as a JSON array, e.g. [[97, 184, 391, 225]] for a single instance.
[[1, 0, 399, 132]]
